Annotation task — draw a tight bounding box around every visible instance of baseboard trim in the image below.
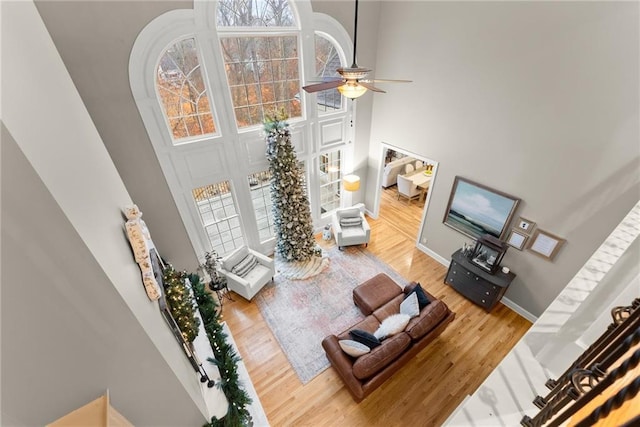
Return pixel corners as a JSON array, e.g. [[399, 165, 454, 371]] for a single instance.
[[418, 244, 450, 266], [500, 297, 538, 323], [418, 245, 538, 323]]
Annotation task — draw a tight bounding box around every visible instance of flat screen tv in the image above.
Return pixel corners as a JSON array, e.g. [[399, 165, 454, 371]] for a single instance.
[[443, 176, 520, 240]]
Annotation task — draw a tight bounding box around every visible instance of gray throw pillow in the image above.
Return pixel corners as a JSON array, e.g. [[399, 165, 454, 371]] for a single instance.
[[231, 254, 258, 277]]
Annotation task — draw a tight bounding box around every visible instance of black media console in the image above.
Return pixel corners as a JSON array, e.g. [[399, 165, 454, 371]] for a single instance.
[[444, 249, 516, 312]]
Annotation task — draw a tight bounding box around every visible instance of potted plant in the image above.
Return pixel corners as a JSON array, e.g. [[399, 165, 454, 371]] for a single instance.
[[200, 250, 227, 292]]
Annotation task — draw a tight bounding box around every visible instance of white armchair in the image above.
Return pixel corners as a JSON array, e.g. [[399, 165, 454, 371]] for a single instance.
[[219, 246, 275, 301], [397, 174, 421, 205], [332, 204, 371, 250]]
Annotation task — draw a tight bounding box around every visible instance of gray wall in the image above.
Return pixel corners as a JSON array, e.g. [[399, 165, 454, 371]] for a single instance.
[[33, 0, 639, 319], [368, 1, 640, 316], [1, 2, 224, 423], [1, 126, 205, 426], [34, 0, 199, 271]]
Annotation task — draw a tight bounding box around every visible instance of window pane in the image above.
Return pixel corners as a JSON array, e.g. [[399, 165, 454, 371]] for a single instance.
[[248, 170, 274, 243], [221, 35, 301, 128], [192, 181, 244, 256], [319, 150, 341, 214], [314, 34, 343, 114], [217, 0, 296, 27], [156, 38, 217, 141]]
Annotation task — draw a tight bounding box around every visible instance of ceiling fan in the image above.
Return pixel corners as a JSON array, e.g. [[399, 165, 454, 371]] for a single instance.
[[302, 0, 411, 100]]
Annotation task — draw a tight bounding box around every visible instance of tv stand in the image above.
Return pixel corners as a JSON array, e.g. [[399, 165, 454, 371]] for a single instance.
[[445, 249, 515, 312]]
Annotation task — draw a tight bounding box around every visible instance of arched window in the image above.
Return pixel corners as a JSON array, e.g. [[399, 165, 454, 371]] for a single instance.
[[130, 2, 353, 258], [156, 38, 217, 142], [314, 33, 344, 114]]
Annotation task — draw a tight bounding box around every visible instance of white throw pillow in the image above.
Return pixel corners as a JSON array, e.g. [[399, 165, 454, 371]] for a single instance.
[[400, 292, 420, 318], [373, 313, 411, 340], [338, 339, 371, 357]]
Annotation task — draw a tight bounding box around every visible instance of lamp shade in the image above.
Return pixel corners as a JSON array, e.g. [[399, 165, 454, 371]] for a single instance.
[[343, 174, 361, 192], [338, 83, 367, 99]]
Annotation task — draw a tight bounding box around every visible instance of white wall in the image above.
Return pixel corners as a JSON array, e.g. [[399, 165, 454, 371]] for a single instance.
[[368, 1, 640, 316], [1, 1, 226, 424]]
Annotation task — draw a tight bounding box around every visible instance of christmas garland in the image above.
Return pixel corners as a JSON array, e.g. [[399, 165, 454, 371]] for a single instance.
[[162, 265, 200, 342], [189, 274, 253, 427]]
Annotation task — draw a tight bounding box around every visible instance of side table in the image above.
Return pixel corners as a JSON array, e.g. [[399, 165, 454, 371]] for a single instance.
[[209, 280, 234, 311]]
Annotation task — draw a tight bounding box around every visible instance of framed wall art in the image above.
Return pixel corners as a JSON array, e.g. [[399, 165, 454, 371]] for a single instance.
[[528, 229, 566, 260], [506, 228, 529, 250], [516, 217, 536, 234], [443, 176, 521, 240]]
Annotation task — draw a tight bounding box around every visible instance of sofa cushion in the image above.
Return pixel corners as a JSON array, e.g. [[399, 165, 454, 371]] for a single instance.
[[400, 291, 420, 318], [353, 273, 403, 315], [349, 329, 381, 349], [405, 299, 449, 341], [337, 207, 361, 220], [352, 332, 411, 380], [339, 340, 370, 357], [373, 313, 411, 340], [372, 294, 404, 324], [222, 246, 249, 271]]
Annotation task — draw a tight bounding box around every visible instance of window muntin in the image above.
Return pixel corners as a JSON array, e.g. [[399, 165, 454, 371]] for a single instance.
[[156, 38, 216, 141], [192, 181, 244, 255], [319, 150, 341, 214], [248, 170, 274, 242], [217, 0, 296, 27], [220, 35, 301, 128], [314, 34, 343, 113]]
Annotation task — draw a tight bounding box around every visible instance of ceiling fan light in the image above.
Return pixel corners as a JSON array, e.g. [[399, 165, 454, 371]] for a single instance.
[[338, 83, 367, 99]]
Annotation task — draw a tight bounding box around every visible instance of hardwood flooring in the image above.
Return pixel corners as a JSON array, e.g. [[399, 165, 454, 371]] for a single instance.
[[222, 186, 532, 427]]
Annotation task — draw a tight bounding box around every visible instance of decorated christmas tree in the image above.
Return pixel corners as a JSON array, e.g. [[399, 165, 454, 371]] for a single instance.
[[265, 110, 317, 262]]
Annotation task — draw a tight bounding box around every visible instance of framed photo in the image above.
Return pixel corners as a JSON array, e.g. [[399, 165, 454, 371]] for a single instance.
[[527, 229, 566, 260], [443, 176, 521, 240], [516, 217, 536, 234], [506, 228, 529, 250]]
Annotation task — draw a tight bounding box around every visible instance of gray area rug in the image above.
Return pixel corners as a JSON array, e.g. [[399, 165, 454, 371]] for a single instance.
[[254, 245, 409, 384]]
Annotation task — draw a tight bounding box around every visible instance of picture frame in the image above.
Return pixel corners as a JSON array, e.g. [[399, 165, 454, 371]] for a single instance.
[[506, 228, 529, 250], [516, 217, 536, 234], [527, 229, 566, 260], [443, 176, 521, 240]]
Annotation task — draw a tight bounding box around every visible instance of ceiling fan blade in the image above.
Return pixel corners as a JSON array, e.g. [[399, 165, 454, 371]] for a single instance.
[[302, 80, 345, 93], [363, 79, 413, 83], [359, 82, 386, 93]]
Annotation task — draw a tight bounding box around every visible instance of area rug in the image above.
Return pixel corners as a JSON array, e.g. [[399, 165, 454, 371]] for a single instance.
[[275, 253, 330, 280], [254, 245, 410, 384]]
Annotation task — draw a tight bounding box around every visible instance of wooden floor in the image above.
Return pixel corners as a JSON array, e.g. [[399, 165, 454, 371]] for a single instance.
[[222, 187, 532, 427]]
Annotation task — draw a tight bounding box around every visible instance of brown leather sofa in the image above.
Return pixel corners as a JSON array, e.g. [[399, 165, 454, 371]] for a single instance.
[[321, 273, 455, 402]]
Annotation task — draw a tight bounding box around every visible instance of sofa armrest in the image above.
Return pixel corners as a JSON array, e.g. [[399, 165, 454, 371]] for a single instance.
[[361, 212, 371, 233], [219, 269, 249, 288], [332, 214, 343, 238], [251, 250, 274, 268], [322, 335, 365, 400]]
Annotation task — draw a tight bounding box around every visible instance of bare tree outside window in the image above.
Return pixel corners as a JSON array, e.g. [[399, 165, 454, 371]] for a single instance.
[[314, 34, 343, 113], [218, 0, 300, 128], [217, 0, 294, 27], [156, 38, 216, 140]]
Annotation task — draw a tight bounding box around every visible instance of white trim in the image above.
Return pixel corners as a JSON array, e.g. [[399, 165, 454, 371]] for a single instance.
[[129, 0, 353, 257], [419, 245, 449, 266], [500, 297, 538, 323]]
